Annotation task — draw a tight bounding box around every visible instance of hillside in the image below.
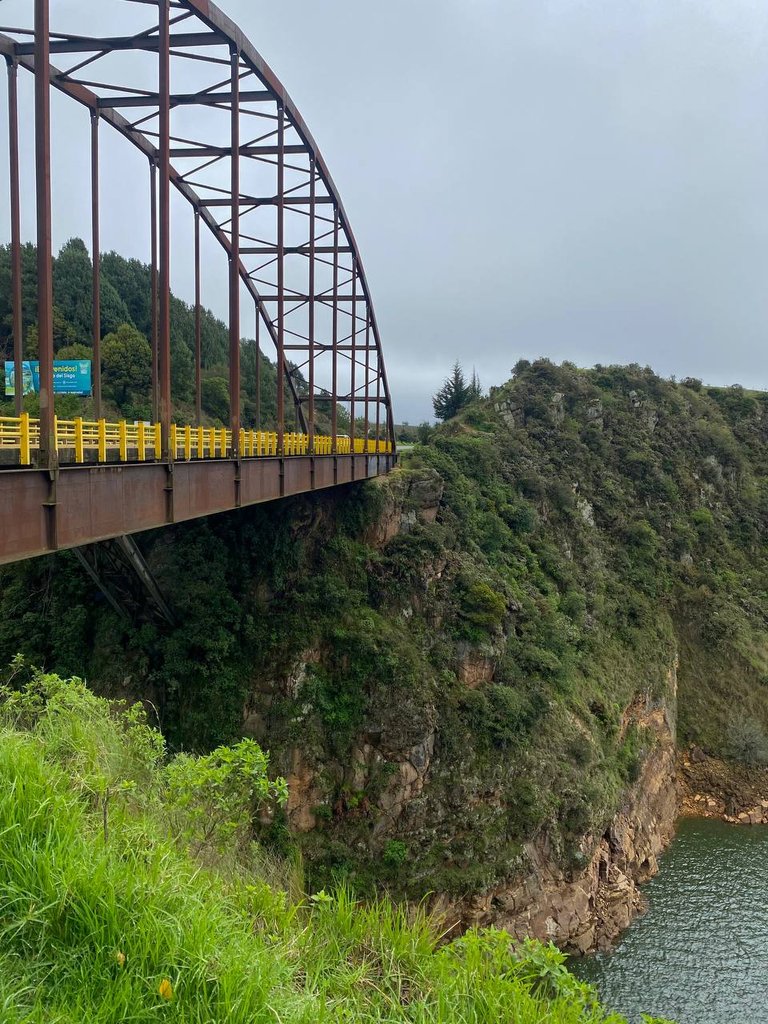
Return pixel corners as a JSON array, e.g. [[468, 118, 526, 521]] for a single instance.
[[2, 359, 768, 949], [0, 665, 657, 1023]]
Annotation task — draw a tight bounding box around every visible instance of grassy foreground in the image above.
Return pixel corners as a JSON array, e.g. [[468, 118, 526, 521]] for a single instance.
[[0, 665, 669, 1024]]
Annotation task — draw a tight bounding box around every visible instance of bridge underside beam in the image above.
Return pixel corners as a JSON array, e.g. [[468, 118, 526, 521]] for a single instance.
[[0, 454, 394, 566]]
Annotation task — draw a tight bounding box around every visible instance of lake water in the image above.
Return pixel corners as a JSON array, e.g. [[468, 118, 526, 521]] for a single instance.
[[572, 817, 768, 1024]]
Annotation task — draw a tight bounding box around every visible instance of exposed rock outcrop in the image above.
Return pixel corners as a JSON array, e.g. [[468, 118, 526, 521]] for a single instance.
[[678, 750, 768, 824], [365, 468, 444, 547], [433, 674, 678, 954]]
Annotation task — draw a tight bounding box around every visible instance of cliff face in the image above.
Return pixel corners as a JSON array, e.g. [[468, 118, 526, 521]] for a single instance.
[[3, 361, 768, 953], [440, 683, 678, 953], [250, 472, 679, 951]]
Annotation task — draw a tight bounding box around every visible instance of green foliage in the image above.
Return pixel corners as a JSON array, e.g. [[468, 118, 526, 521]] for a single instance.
[[726, 713, 768, 765], [101, 322, 152, 413], [0, 667, 646, 1024], [54, 237, 131, 341], [0, 239, 298, 430], [201, 375, 230, 422], [3, 353, 768, 918], [383, 839, 408, 867], [165, 739, 287, 854], [433, 360, 472, 421], [458, 578, 507, 633]]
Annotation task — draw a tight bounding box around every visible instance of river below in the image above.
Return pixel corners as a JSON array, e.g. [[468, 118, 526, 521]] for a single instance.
[[572, 817, 768, 1024]]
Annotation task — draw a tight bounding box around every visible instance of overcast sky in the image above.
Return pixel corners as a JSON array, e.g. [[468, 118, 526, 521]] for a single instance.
[[2, 0, 768, 422]]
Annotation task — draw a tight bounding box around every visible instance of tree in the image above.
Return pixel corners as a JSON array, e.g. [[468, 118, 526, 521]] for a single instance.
[[102, 323, 151, 409], [433, 361, 471, 421], [54, 238, 132, 341], [417, 421, 434, 444], [201, 376, 229, 423], [24, 307, 79, 356], [469, 367, 483, 401], [57, 343, 93, 361]]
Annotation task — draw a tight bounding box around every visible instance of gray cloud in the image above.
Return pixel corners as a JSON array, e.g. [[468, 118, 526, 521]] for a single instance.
[[2, 0, 767, 422]]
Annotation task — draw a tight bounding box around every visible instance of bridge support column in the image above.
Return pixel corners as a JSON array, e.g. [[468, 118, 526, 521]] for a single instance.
[[276, 103, 285, 456], [150, 158, 159, 424], [34, 0, 55, 467], [91, 110, 102, 418], [194, 208, 202, 425], [157, 0, 172, 459], [7, 59, 23, 417], [228, 44, 241, 451]]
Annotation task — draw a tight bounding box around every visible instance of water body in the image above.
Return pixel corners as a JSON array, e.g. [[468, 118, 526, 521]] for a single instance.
[[573, 818, 768, 1024]]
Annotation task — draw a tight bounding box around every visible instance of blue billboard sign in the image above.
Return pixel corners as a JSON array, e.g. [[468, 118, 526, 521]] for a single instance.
[[4, 360, 92, 397]]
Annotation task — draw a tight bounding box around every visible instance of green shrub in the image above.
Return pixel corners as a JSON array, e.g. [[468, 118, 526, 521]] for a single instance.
[[383, 840, 408, 868], [0, 665, 646, 1024], [726, 713, 768, 765], [459, 579, 506, 631]]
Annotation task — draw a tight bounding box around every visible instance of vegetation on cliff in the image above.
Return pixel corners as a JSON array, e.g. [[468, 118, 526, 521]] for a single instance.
[[0, 663, 669, 1023], [1, 359, 767, 908]]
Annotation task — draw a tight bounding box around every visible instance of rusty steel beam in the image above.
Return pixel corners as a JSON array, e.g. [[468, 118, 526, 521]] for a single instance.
[[199, 196, 333, 207], [376, 353, 381, 452], [0, 456, 396, 567], [171, 143, 305, 157], [242, 245, 351, 255], [150, 158, 159, 423], [276, 102, 285, 454], [194, 207, 202, 425], [254, 302, 261, 430], [158, 0, 172, 457], [228, 44, 241, 448], [364, 316, 371, 443], [98, 88, 272, 108], [284, 344, 377, 352], [331, 206, 339, 452], [308, 155, 316, 452], [15, 32, 224, 55], [350, 259, 357, 452], [34, 0, 55, 465], [257, 294, 360, 302], [7, 59, 23, 416], [91, 110, 102, 417]]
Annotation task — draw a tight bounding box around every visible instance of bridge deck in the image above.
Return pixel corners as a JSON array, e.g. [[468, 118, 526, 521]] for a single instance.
[[0, 453, 395, 566]]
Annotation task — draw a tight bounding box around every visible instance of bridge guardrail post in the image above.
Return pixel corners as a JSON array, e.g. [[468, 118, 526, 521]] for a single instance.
[[19, 412, 31, 467], [74, 417, 84, 464], [97, 418, 107, 463]]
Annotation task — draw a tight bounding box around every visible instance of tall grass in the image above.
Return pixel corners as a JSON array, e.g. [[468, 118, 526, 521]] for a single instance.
[[0, 664, 669, 1023]]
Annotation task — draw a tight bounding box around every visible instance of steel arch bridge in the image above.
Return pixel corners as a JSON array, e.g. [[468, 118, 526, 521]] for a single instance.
[[0, 0, 396, 566]]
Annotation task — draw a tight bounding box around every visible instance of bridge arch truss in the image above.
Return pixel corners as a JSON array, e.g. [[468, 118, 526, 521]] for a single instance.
[[0, 0, 396, 461]]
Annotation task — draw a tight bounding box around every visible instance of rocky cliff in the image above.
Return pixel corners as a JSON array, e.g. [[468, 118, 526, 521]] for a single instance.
[[252, 472, 680, 952], [3, 360, 768, 955], [436, 683, 678, 953]]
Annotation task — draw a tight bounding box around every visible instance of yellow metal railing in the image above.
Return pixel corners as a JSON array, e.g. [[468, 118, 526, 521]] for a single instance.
[[0, 413, 393, 467]]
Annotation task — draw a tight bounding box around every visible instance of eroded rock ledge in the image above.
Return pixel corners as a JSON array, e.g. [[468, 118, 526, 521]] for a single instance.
[[679, 749, 768, 825], [434, 684, 678, 955]]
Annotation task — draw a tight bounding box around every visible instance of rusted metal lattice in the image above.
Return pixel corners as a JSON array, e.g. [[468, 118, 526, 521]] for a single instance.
[[0, 0, 395, 462], [0, 1, 397, 565]]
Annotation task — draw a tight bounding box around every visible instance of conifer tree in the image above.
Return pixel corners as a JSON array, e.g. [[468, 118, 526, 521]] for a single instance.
[[432, 361, 471, 421], [469, 368, 482, 401]]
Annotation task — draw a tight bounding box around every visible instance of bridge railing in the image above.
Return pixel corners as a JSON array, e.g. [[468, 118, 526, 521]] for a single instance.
[[0, 413, 393, 466]]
